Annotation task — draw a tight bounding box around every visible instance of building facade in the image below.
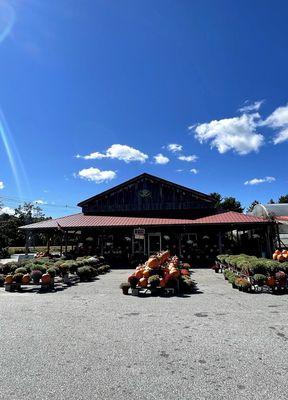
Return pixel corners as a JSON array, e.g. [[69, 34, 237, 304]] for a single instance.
[[21, 173, 274, 266]]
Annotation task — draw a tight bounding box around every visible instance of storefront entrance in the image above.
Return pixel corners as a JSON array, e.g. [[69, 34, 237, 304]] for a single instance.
[[148, 233, 162, 255]]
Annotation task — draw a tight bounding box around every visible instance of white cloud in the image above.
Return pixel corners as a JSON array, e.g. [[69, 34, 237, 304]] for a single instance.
[[190, 168, 199, 174], [166, 143, 183, 153], [238, 100, 264, 113], [176, 169, 184, 172], [263, 104, 288, 144], [77, 168, 116, 183], [0, 206, 14, 215], [178, 155, 198, 162], [77, 144, 148, 163], [34, 199, 47, 205], [244, 176, 275, 186], [192, 113, 264, 155], [154, 153, 170, 165], [0, 181, 4, 189]]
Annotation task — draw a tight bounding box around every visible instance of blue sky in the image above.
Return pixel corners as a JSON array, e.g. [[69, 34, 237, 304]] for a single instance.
[[0, 0, 288, 217]]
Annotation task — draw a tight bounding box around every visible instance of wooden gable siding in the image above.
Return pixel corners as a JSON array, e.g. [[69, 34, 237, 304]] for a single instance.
[[81, 176, 215, 217]]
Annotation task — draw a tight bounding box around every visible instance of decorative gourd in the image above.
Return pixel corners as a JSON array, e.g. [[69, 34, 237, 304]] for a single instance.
[[5, 275, 13, 284], [147, 257, 160, 269], [41, 273, 51, 284], [138, 278, 148, 287], [22, 274, 31, 284]]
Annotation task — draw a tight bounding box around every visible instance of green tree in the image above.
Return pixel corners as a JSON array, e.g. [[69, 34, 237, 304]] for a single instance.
[[268, 199, 275, 204], [220, 197, 244, 213], [210, 192, 244, 213], [247, 200, 259, 213], [278, 194, 288, 203]]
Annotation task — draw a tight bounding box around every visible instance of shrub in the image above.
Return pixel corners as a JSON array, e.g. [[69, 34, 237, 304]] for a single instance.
[[31, 270, 43, 284], [228, 272, 236, 285], [30, 264, 46, 274], [15, 267, 27, 274], [77, 266, 93, 281], [0, 274, 5, 286], [47, 268, 56, 278], [253, 274, 267, 286], [13, 273, 24, 284], [148, 275, 160, 288]]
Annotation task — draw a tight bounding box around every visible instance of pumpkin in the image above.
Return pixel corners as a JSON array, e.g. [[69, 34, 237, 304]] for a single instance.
[[147, 257, 160, 269], [135, 269, 144, 279], [282, 250, 288, 255], [5, 275, 13, 284], [22, 274, 31, 285], [138, 278, 148, 287], [266, 276, 276, 287], [170, 268, 180, 278], [159, 278, 166, 288], [181, 269, 190, 276], [159, 250, 170, 264], [277, 254, 284, 262], [143, 268, 151, 278], [275, 250, 281, 255], [41, 273, 51, 284], [272, 253, 278, 260]]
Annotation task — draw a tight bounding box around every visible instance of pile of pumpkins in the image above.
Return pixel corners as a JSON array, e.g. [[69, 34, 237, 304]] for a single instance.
[[128, 250, 190, 289], [272, 249, 288, 262], [4, 273, 52, 286]]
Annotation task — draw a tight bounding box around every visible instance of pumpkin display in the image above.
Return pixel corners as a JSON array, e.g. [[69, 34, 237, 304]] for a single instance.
[[22, 274, 31, 285], [41, 273, 51, 284], [124, 250, 195, 295], [5, 275, 13, 284]]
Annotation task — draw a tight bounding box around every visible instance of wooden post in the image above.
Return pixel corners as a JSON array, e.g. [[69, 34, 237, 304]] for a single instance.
[[47, 232, 50, 254], [65, 230, 68, 255], [25, 230, 30, 255]]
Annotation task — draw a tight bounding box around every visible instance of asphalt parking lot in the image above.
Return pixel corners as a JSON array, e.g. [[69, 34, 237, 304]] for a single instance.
[[0, 268, 288, 400]]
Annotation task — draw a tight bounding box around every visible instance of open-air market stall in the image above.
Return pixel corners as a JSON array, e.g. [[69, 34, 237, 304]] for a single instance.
[[20, 173, 275, 266]]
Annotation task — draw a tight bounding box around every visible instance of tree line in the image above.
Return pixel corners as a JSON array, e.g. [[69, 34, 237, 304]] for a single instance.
[[0, 202, 49, 257]]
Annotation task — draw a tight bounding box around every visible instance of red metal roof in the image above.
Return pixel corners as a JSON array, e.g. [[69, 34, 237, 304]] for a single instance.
[[20, 211, 267, 230], [276, 216, 288, 222]]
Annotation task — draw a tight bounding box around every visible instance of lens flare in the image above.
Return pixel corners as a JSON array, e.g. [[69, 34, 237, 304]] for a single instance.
[[0, 1, 16, 44], [0, 107, 30, 199]]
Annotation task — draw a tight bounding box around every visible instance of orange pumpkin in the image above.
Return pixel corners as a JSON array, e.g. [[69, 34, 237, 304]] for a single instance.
[[275, 250, 281, 255], [277, 254, 284, 262], [181, 269, 190, 276], [135, 270, 143, 279], [41, 273, 51, 284], [159, 278, 166, 288], [282, 250, 288, 255], [266, 276, 276, 287], [273, 253, 278, 260], [147, 257, 160, 269], [169, 268, 180, 278], [22, 274, 31, 285], [143, 269, 151, 278], [5, 275, 13, 284], [138, 278, 148, 287]]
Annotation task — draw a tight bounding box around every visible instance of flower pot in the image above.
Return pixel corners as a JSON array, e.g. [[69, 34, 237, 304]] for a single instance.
[[122, 287, 129, 295]]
